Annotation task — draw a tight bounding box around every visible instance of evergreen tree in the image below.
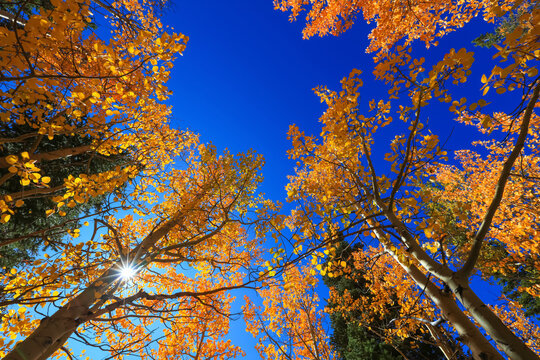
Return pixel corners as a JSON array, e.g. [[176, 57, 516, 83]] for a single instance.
[[0, 119, 130, 270], [472, 3, 537, 48]]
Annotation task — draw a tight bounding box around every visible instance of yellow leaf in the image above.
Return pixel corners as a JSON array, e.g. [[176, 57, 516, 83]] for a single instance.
[[20, 178, 30, 186], [5, 155, 18, 165], [21, 152, 30, 160], [46, 209, 55, 216], [15, 200, 24, 207], [42, 176, 51, 184]]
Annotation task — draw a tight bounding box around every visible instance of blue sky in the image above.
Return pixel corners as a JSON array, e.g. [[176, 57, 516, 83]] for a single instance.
[[161, 1, 510, 201], [162, 1, 372, 200]]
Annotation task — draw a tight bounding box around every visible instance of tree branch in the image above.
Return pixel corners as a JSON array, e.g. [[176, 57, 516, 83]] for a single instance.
[[457, 82, 540, 278]]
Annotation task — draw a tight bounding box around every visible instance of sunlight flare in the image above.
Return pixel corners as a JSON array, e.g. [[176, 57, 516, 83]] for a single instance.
[[118, 263, 137, 281]]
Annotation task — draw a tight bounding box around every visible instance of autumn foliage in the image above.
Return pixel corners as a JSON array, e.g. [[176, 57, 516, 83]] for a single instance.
[[274, 0, 531, 55], [0, 0, 273, 359], [1, 0, 540, 359], [254, 1, 540, 360], [244, 266, 335, 360], [0, 0, 187, 228]]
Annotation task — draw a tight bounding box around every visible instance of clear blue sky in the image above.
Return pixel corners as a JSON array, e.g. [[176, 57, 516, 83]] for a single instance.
[[162, 1, 506, 200], [163, 1, 371, 200]]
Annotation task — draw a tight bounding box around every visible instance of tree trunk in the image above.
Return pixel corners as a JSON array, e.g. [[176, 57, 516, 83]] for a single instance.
[[398, 261, 504, 360], [2, 206, 192, 360], [447, 277, 540, 360], [370, 226, 504, 360], [3, 268, 114, 360], [425, 323, 456, 360], [377, 206, 540, 360]]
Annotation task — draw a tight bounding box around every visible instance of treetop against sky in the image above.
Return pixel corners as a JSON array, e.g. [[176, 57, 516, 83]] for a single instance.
[[0, 0, 539, 360]]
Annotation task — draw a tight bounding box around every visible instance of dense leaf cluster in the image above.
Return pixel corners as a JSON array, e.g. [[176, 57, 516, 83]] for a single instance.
[[0, 120, 128, 270], [324, 241, 462, 360]]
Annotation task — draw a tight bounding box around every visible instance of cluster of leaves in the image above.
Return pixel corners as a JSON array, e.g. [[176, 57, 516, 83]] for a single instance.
[[323, 240, 460, 360], [420, 107, 540, 315], [244, 265, 336, 360], [274, 0, 529, 56]]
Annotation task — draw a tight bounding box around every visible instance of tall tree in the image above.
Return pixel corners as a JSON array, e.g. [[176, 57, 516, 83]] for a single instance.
[[0, 134, 271, 360], [0, 0, 186, 261], [0, 0, 276, 359], [244, 265, 336, 360], [273, 4, 540, 359]]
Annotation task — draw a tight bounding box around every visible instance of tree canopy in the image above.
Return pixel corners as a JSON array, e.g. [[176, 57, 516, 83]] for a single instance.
[[1, 0, 539, 360]]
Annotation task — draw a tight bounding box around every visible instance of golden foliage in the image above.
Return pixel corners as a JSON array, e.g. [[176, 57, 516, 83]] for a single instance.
[[274, 0, 532, 55], [244, 266, 336, 360], [282, 5, 540, 359]]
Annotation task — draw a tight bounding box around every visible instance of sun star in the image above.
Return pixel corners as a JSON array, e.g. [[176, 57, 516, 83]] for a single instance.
[[119, 264, 137, 281]]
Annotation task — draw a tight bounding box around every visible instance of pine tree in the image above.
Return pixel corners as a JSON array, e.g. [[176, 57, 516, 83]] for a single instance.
[[0, 119, 130, 270]]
